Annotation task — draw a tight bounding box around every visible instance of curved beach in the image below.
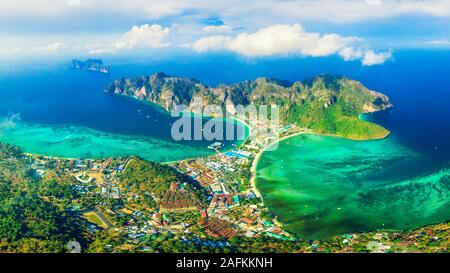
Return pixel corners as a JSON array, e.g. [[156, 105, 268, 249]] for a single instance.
[[249, 132, 306, 199]]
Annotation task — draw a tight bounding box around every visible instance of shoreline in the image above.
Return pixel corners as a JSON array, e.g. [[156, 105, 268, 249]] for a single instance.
[[14, 111, 252, 164], [13, 105, 390, 203], [249, 131, 306, 200], [12, 111, 396, 237], [246, 128, 390, 231], [23, 152, 82, 161], [247, 125, 391, 200]]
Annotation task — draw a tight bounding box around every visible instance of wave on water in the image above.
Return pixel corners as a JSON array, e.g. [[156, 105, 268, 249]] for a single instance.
[[0, 113, 21, 131]]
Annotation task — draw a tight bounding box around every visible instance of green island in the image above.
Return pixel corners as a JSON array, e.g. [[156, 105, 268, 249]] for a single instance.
[[1, 73, 448, 253], [106, 73, 391, 140]]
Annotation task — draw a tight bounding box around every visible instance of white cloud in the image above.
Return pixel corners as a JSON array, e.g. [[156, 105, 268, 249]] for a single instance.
[[194, 24, 360, 57], [426, 39, 450, 45], [0, 39, 70, 55], [34, 42, 66, 52], [339, 47, 364, 61], [116, 24, 170, 50], [362, 50, 393, 66], [90, 24, 171, 54], [193, 35, 232, 52], [193, 24, 392, 65], [47, 42, 66, 51], [410, 39, 450, 47], [88, 48, 116, 55]]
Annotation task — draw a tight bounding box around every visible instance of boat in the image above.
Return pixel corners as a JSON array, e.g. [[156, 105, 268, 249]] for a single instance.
[[207, 142, 224, 150]]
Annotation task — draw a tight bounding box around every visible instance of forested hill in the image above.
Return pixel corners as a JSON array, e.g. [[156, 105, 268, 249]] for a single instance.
[[105, 73, 392, 140], [0, 143, 87, 252]]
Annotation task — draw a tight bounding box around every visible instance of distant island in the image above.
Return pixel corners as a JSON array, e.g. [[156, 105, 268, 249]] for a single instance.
[[70, 59, 110, 74], [106, 72, 392, 140]]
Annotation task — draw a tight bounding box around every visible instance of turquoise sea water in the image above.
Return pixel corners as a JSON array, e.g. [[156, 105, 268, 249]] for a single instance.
[[0, 65, 246, 161], [0, 121, 217, 161], [255, 134, 450, 239]]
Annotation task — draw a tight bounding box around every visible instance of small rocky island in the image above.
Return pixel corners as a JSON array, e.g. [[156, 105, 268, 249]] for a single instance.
[[70, 59, 110, 74]]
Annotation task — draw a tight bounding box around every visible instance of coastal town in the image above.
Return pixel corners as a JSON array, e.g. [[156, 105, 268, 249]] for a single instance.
[[17, 120, 449, 253], [25, 120, 300, 247]]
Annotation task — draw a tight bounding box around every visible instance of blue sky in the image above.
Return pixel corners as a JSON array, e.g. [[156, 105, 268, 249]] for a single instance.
[[1, 0, 450, 66]]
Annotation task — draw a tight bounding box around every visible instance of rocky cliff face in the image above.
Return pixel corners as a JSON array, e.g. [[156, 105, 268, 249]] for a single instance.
[[105, 72, 391, 115], [105, 72, 393, 139], [105, 72, 205, 109]]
